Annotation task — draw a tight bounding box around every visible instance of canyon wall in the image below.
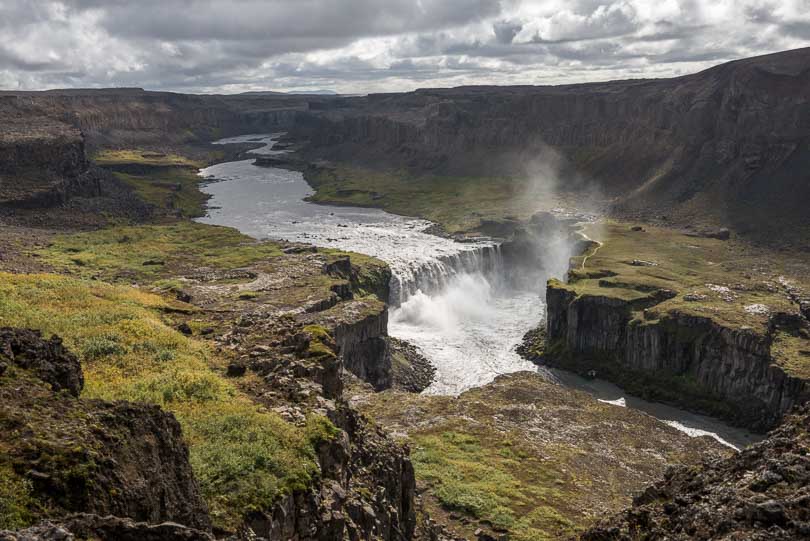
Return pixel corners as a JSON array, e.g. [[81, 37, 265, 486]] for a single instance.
[[0, 118, 101, 208], [4, 49, 809, 243], [248, 405, 415, 541], [333, 306, 391, 391], [292, 48, 810, 246], [0, 89, 323, 151], [545, 280, 809, 431]]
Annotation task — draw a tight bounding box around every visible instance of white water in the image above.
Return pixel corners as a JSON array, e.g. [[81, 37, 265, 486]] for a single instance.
[[197, 133, 761, 450]]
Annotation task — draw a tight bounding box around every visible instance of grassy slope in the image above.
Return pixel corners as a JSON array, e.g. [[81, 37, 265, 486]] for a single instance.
[[305, 164, 576, 233], [0, 272, 327, 529], [0, 151, 382, 530], [357, 374, 721, 541]]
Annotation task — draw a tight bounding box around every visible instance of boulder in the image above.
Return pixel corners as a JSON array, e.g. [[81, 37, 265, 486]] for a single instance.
[[0, 327, 83, 396]]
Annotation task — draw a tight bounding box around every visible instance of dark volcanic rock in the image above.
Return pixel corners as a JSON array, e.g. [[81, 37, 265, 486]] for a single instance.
[[389, 337, 436, 393], [242, 404, 416, 541], [0, 333, 210, 531], [0, 327, 83, 396], [578, 403, 810, 540], [544, 281, 808, 430], [0, 514, 213, 541]]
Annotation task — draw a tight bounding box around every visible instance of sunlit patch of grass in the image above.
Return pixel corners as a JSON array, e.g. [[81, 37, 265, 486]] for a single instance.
[[94, 149, 200, 168], [305, 165, 544, 233], [0, 272, 327, 529], [38, 222, 283, 282], [411, 429, 575, 541]]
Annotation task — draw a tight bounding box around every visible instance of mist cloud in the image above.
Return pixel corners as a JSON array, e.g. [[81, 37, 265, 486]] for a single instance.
[[1, 1, 809, 93]]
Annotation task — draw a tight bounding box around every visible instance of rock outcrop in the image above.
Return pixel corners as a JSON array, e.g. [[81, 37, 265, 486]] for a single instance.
[[0, 328, 211, 532], [246, 405, 416, 541], [544, 280, 809, 430], [578, 403, 810, 540], [0, 119, 100, 209], [0, 514, 214, 541], [332, 303, 392, 391], [180, 248, 416, 539], [0, 327, 83, 396]]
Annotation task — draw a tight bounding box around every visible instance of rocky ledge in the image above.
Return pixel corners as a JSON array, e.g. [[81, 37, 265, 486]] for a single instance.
[[579, 403, 810, 540], [0, 119, 100, 209], [532, 223, 810, 432], [0, 327, 211, 533], [544, 280, 808, 431]]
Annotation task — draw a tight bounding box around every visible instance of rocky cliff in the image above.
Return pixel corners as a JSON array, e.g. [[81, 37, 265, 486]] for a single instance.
[[171, 245, 415, 540], [292, 47, 810, 246], [544, 278, 809, 431], [245, 404, 416, 541], [332, 304, 392, 391], [0, 327, 211, 533], [578, 403, 810, 540], [0, 89, 332, 151], [0, 119, 100, 209]]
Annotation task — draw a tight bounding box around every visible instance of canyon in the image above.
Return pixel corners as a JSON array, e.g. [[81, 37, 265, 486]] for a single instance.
[[0, 47, 808, 541]]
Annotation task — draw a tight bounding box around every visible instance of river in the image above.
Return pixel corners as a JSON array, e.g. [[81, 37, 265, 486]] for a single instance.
[[196, 133, 761, 450]]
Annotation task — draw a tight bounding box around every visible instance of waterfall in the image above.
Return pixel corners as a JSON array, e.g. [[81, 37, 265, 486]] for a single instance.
[[388, 243, 503, 307]]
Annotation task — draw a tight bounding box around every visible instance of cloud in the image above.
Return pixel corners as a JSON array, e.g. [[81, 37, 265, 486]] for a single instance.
[[0, 0, 808, 93]]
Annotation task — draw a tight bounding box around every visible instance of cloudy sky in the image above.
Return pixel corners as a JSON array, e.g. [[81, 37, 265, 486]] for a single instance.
[[1, 0, 809, 94]]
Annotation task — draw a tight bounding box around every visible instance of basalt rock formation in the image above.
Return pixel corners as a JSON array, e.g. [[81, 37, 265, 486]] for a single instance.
[[0, 119, 100, 210], [291, 48, 810, 246], [177, 249, 416, 540], [243, 405, 416, 541], [543, 279, 809, 431], [0, 328, 83, 397], [578, 403, 810, 540], [0, 328, 211, 532]]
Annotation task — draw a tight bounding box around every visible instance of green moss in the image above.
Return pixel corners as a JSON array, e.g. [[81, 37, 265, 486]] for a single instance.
[[303, 325, 337, 360], [94, 149, 200, 168], [304, 414, 341, 446], [0, 463, 34, 530], [411, 429, 576, 541], [38, 222, 283, 283], [182, 405, 320, 529]]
